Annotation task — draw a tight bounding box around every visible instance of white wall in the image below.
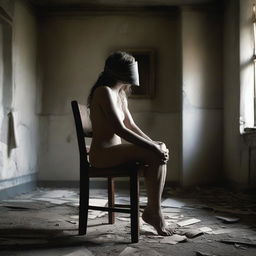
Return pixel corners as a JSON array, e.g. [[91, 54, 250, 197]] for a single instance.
[[0, 0, 39, 192], [181, 7, 223, 186], [37, 11, 182, 183]]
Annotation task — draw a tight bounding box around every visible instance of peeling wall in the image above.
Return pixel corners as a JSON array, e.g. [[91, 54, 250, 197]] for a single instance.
[[38, 11, 182, 183], [181, 7, 223, 186], [0, 0, 39, 192]]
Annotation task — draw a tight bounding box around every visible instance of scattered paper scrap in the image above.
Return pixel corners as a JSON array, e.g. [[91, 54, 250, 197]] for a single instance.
[[70, 215, 79, 220], [177, 218, 201, 227], [196, 251, 218, 256], [140, 224, 157, 235], [199, 227, 213, 233], [215, 216, 240, 223], [211, 228, 233, 235], [34, 198, 70, 205], [119, 247, 162, 256], [160, 234, 187, 244], [117, 217, 130, 222], [162, 199, 185, 208], [66, 220, 77, 225], [89, 198, 108, 207], [175, 228, 203, 238], [88, 210, 108, 219], [218, 238, 256, 247], [162, 208, 181, 213], [39, 189, 77, 199], [64, 248, 94, 256]]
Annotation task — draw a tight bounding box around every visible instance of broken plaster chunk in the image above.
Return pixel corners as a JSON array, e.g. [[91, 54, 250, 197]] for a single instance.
[[177, 218, 201, 227], [160, 234, 187, 244]]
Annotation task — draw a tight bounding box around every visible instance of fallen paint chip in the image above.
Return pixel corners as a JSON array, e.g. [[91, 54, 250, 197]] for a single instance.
[[215, 215, 240, 223], [177, 218, 201, 227], [160, 234, 187, 244]]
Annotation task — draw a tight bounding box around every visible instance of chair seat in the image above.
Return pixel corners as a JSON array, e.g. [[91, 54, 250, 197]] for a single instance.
[[89, 162, 141, 177]]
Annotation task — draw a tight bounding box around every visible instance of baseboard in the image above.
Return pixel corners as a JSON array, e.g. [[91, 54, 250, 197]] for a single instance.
[[38, 179, 180, 190], [38, 179, 140, 190], [0, 180, 37, 200]]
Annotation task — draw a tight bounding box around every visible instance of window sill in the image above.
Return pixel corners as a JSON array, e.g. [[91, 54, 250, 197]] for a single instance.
[[242, 128, 256, 147]]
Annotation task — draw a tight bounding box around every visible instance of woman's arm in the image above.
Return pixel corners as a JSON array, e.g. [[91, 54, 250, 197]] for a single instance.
[[122, 96, 154, 141], [95, 86, 157, 152]]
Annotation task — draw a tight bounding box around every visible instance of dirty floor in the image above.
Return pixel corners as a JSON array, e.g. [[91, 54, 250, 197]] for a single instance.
[[0, 186, 256, 255]]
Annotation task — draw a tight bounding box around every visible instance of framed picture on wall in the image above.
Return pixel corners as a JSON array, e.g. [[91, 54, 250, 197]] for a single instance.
[[120, 48, 156, 98]]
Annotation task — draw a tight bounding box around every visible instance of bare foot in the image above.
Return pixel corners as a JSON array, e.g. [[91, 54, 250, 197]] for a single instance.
[[142, 207, 174, 236]]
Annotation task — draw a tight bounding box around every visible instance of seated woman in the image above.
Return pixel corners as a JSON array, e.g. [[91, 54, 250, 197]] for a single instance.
[[88, 51, 173, 236]]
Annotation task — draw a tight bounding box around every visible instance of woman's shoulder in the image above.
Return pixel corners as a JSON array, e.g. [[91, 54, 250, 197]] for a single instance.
[[93, 86, 113, 100]]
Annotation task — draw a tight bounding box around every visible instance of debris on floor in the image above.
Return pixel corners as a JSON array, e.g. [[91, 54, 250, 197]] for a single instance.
[[159, 234, 187, 244], [177, 218, 201, 227], [119, 246, 162, 256], [0, 186, 256, 256], [215, 215, 240, 223], [63, 248, 94, 256], [196, 251, 218, 256]]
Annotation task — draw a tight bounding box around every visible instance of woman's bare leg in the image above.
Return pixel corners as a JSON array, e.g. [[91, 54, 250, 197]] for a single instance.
[[89, 143, 173, 235], [142, 161, 173, 236]]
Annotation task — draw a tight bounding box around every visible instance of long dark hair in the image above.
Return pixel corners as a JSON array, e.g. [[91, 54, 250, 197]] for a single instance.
[[87, 51, 135, 108]]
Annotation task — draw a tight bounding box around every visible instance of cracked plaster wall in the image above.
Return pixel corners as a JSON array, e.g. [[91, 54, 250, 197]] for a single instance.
[[0, 0, 39, 191]]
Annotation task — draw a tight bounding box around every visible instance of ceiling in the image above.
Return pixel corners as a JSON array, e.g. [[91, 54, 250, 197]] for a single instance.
[[29, 0, 217, 8]]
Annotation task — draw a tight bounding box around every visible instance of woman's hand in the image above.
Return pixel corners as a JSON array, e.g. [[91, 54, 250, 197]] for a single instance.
[[152, 142, 169, 164]]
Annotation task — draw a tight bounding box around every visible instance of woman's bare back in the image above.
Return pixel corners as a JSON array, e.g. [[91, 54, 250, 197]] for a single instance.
[[89, 86, 129, 167]]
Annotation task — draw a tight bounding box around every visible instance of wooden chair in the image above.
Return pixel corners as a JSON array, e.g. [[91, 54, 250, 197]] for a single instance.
[[71, 100, 141, 243]]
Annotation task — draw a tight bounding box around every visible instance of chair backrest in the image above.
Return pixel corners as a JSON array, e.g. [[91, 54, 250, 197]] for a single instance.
[[71, 101, 92, 165]]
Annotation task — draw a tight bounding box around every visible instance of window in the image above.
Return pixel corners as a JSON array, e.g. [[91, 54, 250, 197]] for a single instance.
[[253, 4, 256, 126]]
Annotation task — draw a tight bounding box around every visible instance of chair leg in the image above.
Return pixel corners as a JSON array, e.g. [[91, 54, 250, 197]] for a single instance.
[[108, 177, 115, 224], [79, 172, 89, 235], [130, 171, 140, 243]]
